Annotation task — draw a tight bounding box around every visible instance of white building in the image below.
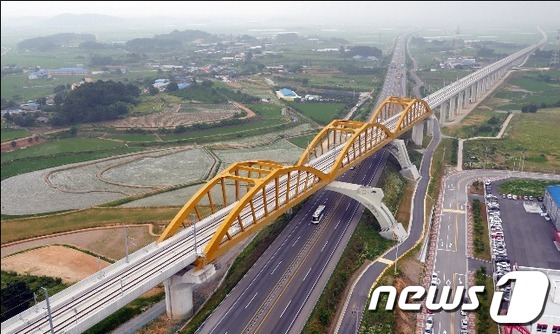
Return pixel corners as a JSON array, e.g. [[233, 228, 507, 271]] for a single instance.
[[518, 267, 560, 334]]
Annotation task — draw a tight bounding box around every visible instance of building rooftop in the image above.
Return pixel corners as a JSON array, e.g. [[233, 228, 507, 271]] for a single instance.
[[278, 88, 298, 97], [546, 185, 560, 205], [518, 266, 560, 322]]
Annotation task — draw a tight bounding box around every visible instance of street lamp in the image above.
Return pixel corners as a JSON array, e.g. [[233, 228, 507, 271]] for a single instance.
[[41, 287, 55, 334], [124, 225, 129, 263], [395, 236, 403, 275], [191, 214, 198, 255]]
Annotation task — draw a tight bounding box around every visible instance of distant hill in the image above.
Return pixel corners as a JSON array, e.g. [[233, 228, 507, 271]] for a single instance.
[[17, 33, 96, 51], [154, 29, 217, 43], [125, 29, 219, 52]]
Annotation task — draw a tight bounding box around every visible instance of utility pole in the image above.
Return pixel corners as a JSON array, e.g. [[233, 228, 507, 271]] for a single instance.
[[192, 214, 198, 255], [124, 225, 129, 263], [41, 287, 55, 334]]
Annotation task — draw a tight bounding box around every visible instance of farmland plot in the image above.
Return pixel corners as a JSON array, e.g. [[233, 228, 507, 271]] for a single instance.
[[120, 182, 252, 208], [1, 169, 123, 215], [102, 147, 214, 187], [1, 147, 216, 215], [105, 104, 244, 129], [122, 140, 305, 208], [214, 140, 304, 168], [212, 123, 316, 148]]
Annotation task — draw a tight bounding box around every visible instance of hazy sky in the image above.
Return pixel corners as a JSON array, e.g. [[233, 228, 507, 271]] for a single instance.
[[2, 1, 559, 27]]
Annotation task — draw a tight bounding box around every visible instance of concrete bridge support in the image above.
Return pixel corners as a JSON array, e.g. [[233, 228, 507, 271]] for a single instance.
[[387, 138, 420, 180], [411, 122, 424, 147], [457, 91, 464, 115], [164, 264, 216, 320], [426, 116, 435, 137], [325, 181, 408, 241], [439, 103, 447, 124], [448, 96, 456, 122]]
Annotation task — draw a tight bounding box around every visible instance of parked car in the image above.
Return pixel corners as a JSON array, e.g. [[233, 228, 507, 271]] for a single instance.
[[461, 318, 468, 330], [426, 316, 434, 330]]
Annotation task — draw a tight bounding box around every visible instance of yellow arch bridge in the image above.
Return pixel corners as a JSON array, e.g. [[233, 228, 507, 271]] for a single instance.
[[157, 97, 432, 268]]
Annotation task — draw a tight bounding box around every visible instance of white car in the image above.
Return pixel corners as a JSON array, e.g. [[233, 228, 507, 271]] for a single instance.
[[426, 315, 434, 329], [461, 318, 468, 330]]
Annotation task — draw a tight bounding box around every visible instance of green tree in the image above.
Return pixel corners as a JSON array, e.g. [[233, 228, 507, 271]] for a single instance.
[[1, 281, 33, 321], [166, 82, 179, 92]]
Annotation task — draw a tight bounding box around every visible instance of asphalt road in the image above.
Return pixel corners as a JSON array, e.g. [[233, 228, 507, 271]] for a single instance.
[[196, 150, 390, 334], [487, 179, 560, 270]]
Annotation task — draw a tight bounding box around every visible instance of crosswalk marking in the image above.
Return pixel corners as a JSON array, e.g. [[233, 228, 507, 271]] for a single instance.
[[442, 208, 466, 214], [377, 257, 394, 265]]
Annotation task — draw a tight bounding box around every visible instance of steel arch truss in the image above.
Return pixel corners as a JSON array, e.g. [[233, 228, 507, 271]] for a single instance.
[[157, 96, 432, 268], [297, 119, 365, 167], [199, 164, 331, 266], [157, 160, 285, 242], [369, 97, 432, 134], [158, 160, 331, 267], [369, 96, 410, 125], [329, 122, 394, 175], [393, 98, 432, 134]]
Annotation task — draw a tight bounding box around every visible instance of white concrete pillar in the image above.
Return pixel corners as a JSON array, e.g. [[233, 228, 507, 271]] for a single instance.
[[387, 138, 420, 180], [457, 91, 464, 115], [439, 104, 446, 125], [164, 264, 216, 320], [325, 181, 408, 241], [448, 96, 456, 121], [412, 122, 424, 147], [426, 116, 435, 137]]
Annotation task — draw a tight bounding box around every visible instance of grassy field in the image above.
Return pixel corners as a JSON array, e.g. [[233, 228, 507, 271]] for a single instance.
[[442, 110, 509, 138], [1, 127, 31, 142], [463, 108, 560, 173], [287, 133, 319, 149], [246, 103, 284, 118], [104, 133, 160, 142], [1, 137, 141, 180], [0, 207, 180, 244], [287, 73, 378, 91], [288, 102, 347, 125], [160, 118, 289, 142], [2, 137, 129, 160], [497, 179, 559, 198], [489, 70, 560, 109]]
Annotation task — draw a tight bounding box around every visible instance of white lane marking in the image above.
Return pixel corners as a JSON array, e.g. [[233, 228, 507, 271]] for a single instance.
[[245, 292, 258, 309], [292, 236, 301, 247], [321, 240, 329, 252], [280, 299, 292, 319], [270, 261, 282, 275], [303, 267, 312, 281]]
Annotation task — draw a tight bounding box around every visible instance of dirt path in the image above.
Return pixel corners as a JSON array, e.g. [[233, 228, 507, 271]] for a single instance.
[[230, 101, 256, 118], [1, 135, 47, 153]]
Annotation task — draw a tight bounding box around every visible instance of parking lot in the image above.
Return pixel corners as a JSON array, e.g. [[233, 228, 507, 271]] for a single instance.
[[486, 179, 560, 271]]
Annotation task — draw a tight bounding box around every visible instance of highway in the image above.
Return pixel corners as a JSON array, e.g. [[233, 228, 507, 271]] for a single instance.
[[197, 150, 389, 334]]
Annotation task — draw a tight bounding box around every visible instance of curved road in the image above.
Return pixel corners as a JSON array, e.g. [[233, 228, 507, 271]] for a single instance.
[[336, 116, 441, 333]]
